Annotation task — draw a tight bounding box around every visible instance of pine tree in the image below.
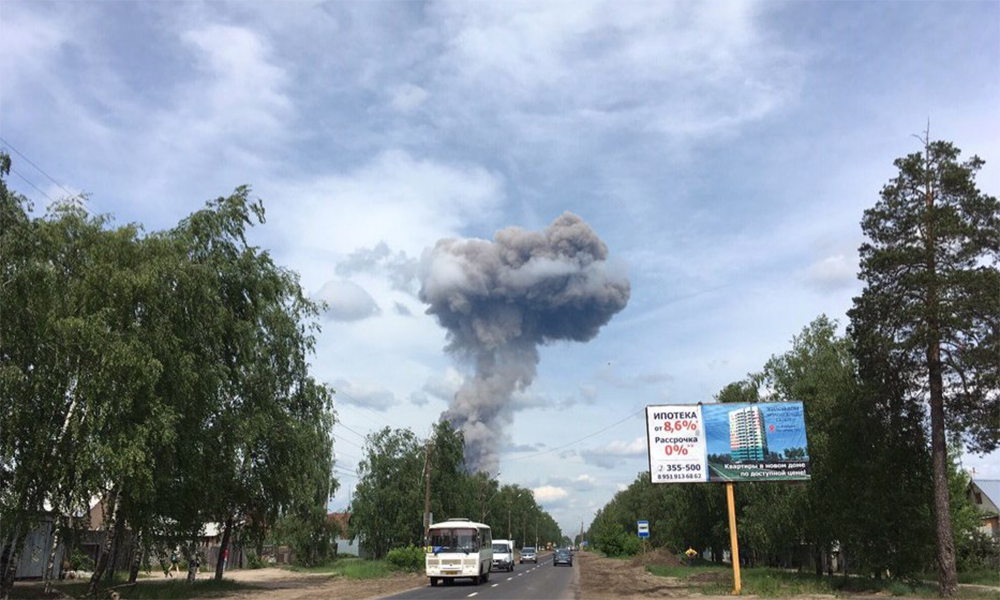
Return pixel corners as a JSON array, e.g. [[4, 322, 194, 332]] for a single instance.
[[848, 132, 999, 595]]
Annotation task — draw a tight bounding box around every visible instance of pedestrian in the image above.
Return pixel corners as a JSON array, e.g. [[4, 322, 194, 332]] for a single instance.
[[221, 548, 230, 575], [170, 549, 180, 577]]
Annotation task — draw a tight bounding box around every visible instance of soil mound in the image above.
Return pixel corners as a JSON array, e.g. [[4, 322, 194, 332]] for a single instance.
[[629, 547, 683, 568]]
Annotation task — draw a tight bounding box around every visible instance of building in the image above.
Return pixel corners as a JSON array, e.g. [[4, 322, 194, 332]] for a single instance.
[[328, 512, 367, 558], [729, 405, 768, 462], [967, 478, 1000, 538]]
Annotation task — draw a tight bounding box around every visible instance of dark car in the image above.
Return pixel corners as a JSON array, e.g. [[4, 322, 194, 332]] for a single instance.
[[553, 548, 573, 567]]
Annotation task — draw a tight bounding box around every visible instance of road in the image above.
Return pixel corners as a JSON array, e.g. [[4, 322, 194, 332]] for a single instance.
[[379, 553, 577, 600]]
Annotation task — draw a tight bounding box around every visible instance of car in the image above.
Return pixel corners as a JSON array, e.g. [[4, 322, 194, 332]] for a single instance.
[[520, 547, 537, 563], [553, 548, 573, 567], [491, 539, 515, 572]]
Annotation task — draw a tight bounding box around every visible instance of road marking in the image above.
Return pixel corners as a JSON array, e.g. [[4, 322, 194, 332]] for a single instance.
[[491, 584, 499, 588], [506, 577, 513, 581], [467, 593, 478, 598]]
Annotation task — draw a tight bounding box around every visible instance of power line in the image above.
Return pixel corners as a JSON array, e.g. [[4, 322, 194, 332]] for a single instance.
[[499, 407, 645, 464], [9, 167, 56, 203], [0, 136, 78, 199], [332, 432, 365, 451], [336, 421, 367, 442]]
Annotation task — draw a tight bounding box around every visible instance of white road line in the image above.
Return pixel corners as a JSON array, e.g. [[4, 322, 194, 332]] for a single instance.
[[491, 583, 499, 588], [506, 577, 513, 581], [467, 593, 478, 598]]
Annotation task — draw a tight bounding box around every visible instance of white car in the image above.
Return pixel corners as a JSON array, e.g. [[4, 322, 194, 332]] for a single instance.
[[520, 547, 537, 563], [491, 539, 515, 572]]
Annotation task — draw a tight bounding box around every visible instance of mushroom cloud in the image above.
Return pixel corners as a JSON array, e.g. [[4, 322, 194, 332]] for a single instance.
[[418, 213, 631, 473]]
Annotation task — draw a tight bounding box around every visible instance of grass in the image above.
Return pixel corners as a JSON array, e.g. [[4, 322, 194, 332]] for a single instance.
[[11, 578, 253, 599], [957, 569, 1000, 587], [647, 563, 1000, 599], [284, 556, 397, 579]]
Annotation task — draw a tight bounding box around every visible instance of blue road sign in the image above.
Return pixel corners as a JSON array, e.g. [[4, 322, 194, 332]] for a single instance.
[[637, 520, 650, 538]]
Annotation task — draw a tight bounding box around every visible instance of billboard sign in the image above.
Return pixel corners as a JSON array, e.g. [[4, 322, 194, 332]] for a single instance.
[[646, 403, 810, 483]]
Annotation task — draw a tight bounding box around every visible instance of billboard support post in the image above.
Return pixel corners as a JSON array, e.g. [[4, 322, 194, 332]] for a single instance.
[[726, 482, 741, 595]]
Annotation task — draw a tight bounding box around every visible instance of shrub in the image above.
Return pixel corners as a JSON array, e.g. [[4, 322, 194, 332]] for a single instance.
[[245, 552, 266, 570], [69, 547, 94, 571], [386, 546, 425, 571]]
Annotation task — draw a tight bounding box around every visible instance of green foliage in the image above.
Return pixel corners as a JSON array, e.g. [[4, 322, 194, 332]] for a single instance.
[[386, 546, 426, 571], [69, 548, 95, 571], [244, 552, 265, 570], [0, 155, 336, 593], [347, 420, 563, 558]]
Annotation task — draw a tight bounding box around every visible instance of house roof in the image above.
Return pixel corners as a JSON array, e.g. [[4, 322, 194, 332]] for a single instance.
[[328, 512, 350, 534], [972, 479, 1000, 508]]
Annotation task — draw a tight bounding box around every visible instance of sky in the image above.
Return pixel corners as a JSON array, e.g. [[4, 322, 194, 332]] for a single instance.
[[2, 0, 998, 537]]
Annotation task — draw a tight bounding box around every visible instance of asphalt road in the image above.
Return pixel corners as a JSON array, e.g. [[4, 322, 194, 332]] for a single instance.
[[379, 553, 577, 600]]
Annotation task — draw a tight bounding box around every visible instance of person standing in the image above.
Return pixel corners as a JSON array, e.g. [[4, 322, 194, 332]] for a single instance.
[[169, 549, 180, 577]]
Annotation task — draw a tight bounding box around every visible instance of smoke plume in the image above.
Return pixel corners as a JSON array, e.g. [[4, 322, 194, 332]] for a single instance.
[[418, 213, 630, 473]]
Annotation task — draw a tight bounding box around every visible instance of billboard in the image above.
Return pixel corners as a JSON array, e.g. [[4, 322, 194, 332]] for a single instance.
[[646, 402, 810, 483]]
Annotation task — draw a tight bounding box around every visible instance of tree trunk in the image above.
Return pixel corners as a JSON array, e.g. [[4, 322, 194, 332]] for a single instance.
[[922, 137, 959, 597], [814, 544, 822, 577], [215, 517, 233, 581], [128, 529, 143, 584], [0, 524, 26, 600], [43, 517, 62, 594], [88, 489, 119, 595], [186, 544, 197, 585], [929, 362, 959, 595]]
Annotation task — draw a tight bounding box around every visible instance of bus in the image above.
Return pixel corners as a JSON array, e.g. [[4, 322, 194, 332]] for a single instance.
[[425, 518, 493, 587]]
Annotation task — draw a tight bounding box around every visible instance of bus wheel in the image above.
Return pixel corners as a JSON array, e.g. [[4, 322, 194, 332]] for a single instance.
[[429, 578, 438, 587]]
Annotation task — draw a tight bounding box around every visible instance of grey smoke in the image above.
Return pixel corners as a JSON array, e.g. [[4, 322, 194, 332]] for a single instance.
[[418, 212, 630, 473]]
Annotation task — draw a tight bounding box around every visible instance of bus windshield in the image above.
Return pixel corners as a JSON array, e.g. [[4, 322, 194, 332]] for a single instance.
[[430, 528, 478, 553]]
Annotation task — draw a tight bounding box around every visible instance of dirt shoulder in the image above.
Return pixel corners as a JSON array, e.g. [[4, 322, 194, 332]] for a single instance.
[[220, 567, 424, 600], [577, 552, 713, 600]]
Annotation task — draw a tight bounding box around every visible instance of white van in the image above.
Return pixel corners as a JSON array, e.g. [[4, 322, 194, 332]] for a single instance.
[[491, 539, 515, 572], [425, 519, 493, 586]]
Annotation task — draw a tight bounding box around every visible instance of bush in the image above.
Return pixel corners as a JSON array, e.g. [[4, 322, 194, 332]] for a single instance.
[[386, 546, 425, 571], [245, 552, 266, 570], [69, 547, 94, 571]]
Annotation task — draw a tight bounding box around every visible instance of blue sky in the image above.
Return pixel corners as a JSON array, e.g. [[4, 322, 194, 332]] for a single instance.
[[2, 1, 998, 535]]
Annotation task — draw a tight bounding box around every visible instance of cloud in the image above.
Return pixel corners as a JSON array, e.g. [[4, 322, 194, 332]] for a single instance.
[[336, 242, 420, 293], [597, 363, 674, 389], [389, 83, 429, 113], [275, 150, 505, 267], [393, 302, 414, 317], [544, 475, 598, 492], [314, 279, 380, 321], [427, 1, 801, 139], [502, 440, 546, 453], [418, 367, 463, 403], [333, 378, 398, 411], [802, 254, 858, 292], [532, 485, 569, 504], [409, 391, 429, 407], [579, 436, 647, 469]]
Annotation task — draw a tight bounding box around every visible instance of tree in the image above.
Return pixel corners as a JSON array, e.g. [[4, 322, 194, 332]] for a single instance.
[[848, 134, 999, 594]]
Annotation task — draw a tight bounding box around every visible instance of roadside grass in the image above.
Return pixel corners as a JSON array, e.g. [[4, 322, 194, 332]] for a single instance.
[[284, 557, 397, 579], [648, 565, 1000, 599], [12, 578, 253, 599], [957, 569, 1000, 587]]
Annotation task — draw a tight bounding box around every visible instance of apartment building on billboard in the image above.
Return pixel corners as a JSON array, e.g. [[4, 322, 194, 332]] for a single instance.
[[729, 405, 769, 462]]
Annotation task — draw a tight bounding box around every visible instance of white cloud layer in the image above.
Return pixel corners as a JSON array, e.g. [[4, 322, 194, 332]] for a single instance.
[[314, 279, 380, 321]]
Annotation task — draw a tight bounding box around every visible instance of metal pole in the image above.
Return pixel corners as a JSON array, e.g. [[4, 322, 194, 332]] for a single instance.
[[726, 482, 741, 595], [423, 441, 432, 541]]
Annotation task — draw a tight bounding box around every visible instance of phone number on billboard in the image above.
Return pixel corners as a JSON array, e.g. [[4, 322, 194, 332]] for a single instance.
[[654, 472, 705, 481], [658, 464, 702, 472]]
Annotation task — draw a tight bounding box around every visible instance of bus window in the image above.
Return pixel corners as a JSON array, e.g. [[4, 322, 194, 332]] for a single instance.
[[429, 528, 479, 553]]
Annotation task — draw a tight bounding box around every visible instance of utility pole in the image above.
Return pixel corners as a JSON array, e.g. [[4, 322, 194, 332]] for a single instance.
[[422, 439, 432, 542], [534, 515, 538, 550], [507, 504, 512, 540]]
